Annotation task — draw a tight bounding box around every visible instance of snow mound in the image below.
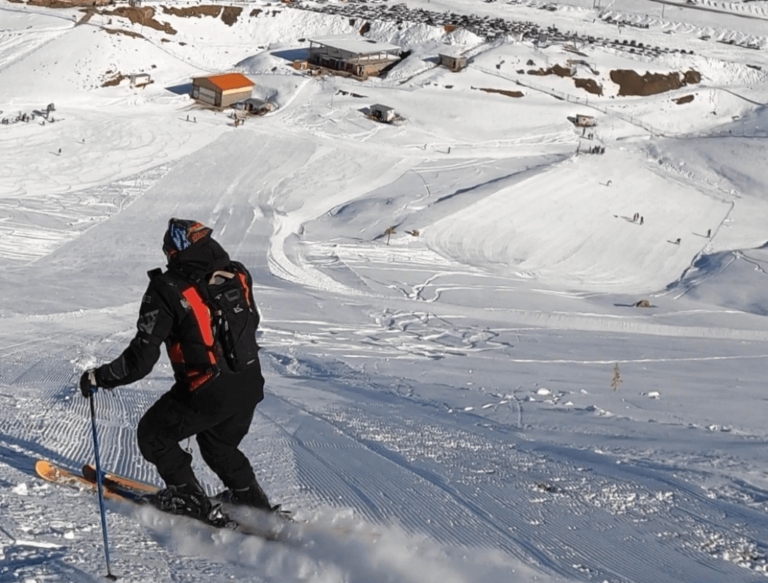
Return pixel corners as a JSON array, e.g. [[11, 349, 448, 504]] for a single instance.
[[671, 245, 768, 314]]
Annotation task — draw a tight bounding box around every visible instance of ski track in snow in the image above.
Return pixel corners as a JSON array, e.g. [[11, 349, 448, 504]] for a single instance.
[[2, 0, 768, 581], [3, 345, 768, 581], [261, 353, 768, 581], [0, 163, 170, 264]]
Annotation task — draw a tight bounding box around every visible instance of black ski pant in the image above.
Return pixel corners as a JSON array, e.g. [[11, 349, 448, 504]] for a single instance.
[[137, 366, 264, 491]]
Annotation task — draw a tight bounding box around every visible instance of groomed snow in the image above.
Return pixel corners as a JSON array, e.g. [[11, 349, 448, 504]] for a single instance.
[[2, 0, 768, 581]]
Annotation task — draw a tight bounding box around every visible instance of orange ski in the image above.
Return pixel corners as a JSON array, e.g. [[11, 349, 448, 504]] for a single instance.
[[35, 460, 125, 501], [82, 463, 158, 497]]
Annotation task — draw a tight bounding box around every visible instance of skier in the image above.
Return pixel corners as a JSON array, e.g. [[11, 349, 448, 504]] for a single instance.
[[79, 218, 280, 525]]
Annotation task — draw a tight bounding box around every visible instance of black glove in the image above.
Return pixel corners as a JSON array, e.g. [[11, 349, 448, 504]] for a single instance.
[[79, 370, 99, 398]]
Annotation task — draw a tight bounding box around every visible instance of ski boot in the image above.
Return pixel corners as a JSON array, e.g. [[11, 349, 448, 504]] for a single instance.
[[150, 481, 235, 528], [216, 480, 292, 521]]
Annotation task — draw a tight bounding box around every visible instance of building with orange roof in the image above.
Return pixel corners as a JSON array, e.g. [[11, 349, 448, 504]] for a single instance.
[[191, 73, 255, 108]]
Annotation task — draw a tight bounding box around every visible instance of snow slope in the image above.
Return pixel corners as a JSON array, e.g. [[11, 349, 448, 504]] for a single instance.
[[2, 0, 768, 581]]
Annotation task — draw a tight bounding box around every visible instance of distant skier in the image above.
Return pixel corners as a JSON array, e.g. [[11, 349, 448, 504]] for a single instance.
[[79, 218, 282, 525]]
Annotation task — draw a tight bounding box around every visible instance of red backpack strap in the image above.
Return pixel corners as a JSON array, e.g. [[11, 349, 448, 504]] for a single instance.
[[180, 286, 217, 366]]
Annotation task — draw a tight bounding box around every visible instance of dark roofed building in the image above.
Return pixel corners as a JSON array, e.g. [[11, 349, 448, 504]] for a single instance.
[[308, 36, 402, 77]]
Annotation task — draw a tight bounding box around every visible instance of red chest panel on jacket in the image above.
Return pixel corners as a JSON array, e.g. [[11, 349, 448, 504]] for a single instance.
[[165, 286, 218, 391]]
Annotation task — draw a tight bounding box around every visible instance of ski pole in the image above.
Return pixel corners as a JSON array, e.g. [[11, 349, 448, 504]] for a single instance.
[[89, 391, 118, 581]]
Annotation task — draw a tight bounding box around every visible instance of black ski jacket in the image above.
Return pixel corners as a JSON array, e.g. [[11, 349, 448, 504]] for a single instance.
[[95, 237, 261, 396]]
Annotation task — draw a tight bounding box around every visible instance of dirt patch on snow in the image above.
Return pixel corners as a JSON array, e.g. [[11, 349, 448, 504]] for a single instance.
[[573, 78, 603, 96], [524, 63, 609, 96], [103, 27, 144, 39], [100, 7, 176, 35], [524, 63, 602, 96], [683, 70, 701, 84], [527, 64, 573, 78], [221, 6, 242, 25], [101, 72, 126, 87], [610, 69, 700, 97], [479, 88, 524, 98], [28, 0, 110, 6], [675, 94, 695, 104], [161, 5, 242, 26], [162, 5, 221, 18]]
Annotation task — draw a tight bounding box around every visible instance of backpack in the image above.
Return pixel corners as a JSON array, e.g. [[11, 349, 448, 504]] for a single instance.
[[173, 261, 261, 373], [205, 261, 261, 372], [209, 263, 260, 372]]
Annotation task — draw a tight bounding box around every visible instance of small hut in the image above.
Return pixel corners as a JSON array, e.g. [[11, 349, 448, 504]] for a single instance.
[[235, 97, 273, 116], [129, 73, 151, 87], [575, 114, 597, 127], [369, 104, 396, 123], [437, 50, 467, 72]]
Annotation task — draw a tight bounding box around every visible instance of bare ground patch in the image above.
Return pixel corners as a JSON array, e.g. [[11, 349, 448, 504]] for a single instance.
[[675, 95, 695, 105], [103, 27, 144, 39], [527, 65, 603, 96], [162, 5, 222, 18], [161, 5, 242, 26], [221, 6, 242, 26], [478, 87, 524, 98], [101, 72, 126, 87], [574, 78, 603, 96], [28, 0, 110, 6], [100, 7, 176, 35], [527, 64, 573, 78], [610, 69, 700, 97], [523, 63, 700, 98]]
